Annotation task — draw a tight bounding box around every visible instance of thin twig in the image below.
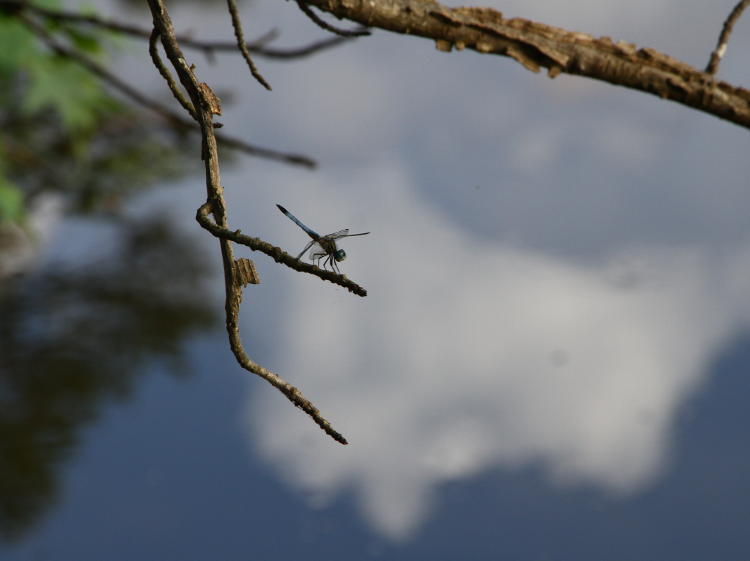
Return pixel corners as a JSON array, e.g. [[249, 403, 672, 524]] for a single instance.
[[296, 0, 370, 37], [249, 35, 353, 59], [197, 203, 368, 297], [226, 0, 272, 90], [214, 133, 315, 168], [706, 0, 750, 75], [2, 0, 354, 60], [149, 29, 196, 119], [19, 12, 315, 167], [147, 0, 349, 445]]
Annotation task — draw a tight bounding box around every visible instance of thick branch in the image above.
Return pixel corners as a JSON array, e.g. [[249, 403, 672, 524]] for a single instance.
[[295, 0, 370, 37], [302, 0, 750, 130]]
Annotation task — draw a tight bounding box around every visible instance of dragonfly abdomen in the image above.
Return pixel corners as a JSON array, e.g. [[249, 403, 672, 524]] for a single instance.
[[276, 204, 320, 239]]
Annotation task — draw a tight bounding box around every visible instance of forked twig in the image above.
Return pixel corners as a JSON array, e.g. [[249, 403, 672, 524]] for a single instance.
[[147, 0, 352, 444], [706, 0, 750, 75], [149, 29, 196, 119]]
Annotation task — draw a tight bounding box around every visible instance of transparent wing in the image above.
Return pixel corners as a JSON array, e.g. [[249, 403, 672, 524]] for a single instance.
[[296, 239, 316, 260], [308, 242, 328, 260], [324, 229, 350, 240]]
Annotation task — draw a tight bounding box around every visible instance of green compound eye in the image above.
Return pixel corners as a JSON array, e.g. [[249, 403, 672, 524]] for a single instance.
[[334, 249, 347, 262]]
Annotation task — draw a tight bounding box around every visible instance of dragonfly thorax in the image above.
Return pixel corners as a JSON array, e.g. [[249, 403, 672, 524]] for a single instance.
[[334, 249, 347, 262]]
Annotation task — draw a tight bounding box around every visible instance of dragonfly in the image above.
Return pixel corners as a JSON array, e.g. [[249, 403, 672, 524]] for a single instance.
[[276, 204, 369, 273]]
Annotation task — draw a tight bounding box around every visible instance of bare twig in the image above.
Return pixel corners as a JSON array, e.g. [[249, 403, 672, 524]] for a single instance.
[[302, 0, 750, 130], [147, 0, 349, 444], [226, 0, 272, 90], [2, 0, 355, 60], [247, 35, 354, 59], [296, 0, 370, 37], [197, 203, 368, 297], [19, 12, 315, 167], [149, 29, 196, 119], [215, 132, 315, 167], [706, 0, 750, 75]]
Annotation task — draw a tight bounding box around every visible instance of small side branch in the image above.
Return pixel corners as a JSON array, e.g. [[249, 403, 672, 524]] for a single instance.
[[197, 203, 368, 297], [149, 29, 196, 119], [226, 0, 272, 90], [296, 0, 370, 37], [706, 0, 750, 75]]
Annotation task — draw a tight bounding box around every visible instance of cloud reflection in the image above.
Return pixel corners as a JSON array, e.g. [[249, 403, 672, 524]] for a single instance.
[[244, 165, 750, 541]]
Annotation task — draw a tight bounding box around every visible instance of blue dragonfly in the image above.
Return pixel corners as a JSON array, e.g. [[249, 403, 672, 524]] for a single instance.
[[277, 204, 369, 273]]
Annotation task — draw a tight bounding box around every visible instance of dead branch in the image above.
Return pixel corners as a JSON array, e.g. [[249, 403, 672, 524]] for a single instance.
[[225, 0, 272, 90], [197, 203, 369, 297], [706, 0, 750, 75], [300, 0, 750, 130], [146, 0, 350, 444], [295, 0, 371, 37]]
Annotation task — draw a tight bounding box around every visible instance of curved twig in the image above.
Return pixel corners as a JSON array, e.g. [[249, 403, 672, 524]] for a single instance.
[[296, 0, 371, 37], [149, 29, 196, 119], [197, 203, 368, 297], [226, 0, 272, 90], [706, 0, 750, 75], [147, 0, 349, 444]]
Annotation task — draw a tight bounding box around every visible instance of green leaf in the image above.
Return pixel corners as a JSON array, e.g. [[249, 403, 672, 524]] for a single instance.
[[63, 27, 103, 55], [0, 15, 38, 72], [0, 176, 24, 223], [22, 55, 115, 133]]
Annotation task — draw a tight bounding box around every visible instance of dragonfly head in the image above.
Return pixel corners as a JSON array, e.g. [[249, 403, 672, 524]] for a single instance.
[[334, 249, 347, 262]]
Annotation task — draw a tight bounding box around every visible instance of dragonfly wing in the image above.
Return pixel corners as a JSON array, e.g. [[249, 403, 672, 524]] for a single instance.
[[296, 239, 316, 260], [308, 243, 327, 260], [326, 229, 350, 240]]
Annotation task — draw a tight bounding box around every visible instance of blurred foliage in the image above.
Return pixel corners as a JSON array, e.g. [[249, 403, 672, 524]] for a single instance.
[[0, 215, 218, 541], [0, 1, 200, 223], [0, 0, 220, 543]]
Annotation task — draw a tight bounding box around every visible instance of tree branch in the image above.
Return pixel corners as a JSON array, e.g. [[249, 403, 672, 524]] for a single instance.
[[196, 203, 369, 297], [146, 0, 349, 445], [2, 0, 356, 60], [301, 0, 750, 130], [295, 0, 370, 37], [706, 0, 750, 75], [225, 0, 272, 90], [18, 11, 315, 168]]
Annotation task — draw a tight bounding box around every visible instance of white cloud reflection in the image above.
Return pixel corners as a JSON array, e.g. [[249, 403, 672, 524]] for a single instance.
[[243, 163, 750, 541]]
